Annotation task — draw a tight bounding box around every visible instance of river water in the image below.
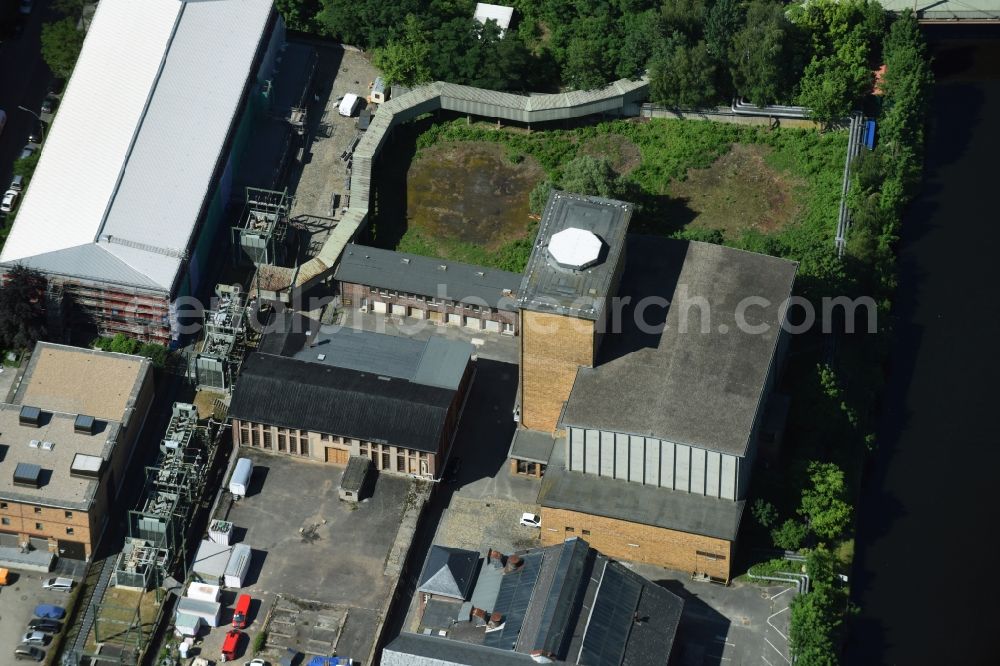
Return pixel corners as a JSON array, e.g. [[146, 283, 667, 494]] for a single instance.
[[848, 28, 1000, 665]]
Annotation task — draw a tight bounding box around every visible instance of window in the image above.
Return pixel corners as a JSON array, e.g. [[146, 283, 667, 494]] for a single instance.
[[565, 526, 575, 533], [321, 433, 330, 442], [299, 437, 309, 457], [1, 517, 9, 526], [66, 527, 75, 536], [35, 522, 43, 530], [360, 443, 369, 457], [381, 451, 390, 470], [251, 429, 260, 447], [696, 550, 726, 561], [582, 529, 591, 536], [34, 507, 42, 514], [278, 433, 286, 452], [64, 511, 73, 519], [262, 430, 272, 449], [0, 501, 7, 509], [397, 455, 406, 472], [517, 460, 532, 474]]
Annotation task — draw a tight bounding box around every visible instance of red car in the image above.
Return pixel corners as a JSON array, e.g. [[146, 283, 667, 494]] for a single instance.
[[220, 629, 242, 662], [232, 593, 252, 629]]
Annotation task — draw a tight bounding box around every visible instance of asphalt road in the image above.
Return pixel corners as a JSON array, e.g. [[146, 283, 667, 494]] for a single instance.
[[0, 1, 56, 195]]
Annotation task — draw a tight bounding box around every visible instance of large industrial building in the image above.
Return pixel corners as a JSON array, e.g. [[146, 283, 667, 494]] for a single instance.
[[0, 0, 284, 343], [0, 343, 154, 561]]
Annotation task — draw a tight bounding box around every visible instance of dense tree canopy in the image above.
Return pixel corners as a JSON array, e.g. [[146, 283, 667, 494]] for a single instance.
[[729, 1, 793, 106], [40, 17, 84, 78], [798, 461, 853, 541], [0, 266, 47, 352]]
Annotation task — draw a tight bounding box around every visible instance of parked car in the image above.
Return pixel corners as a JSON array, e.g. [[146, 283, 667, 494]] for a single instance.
[[27, 121, 42, 144], [33, 604, 66, 619], [20, 631, 47, 646], [10, 174, 24, 191], [14, 644, 44, 661], [245, 660, 269, 666], [42, 576, 74, 592], [40, 95, 56, 115], [18, 143, 35, 160], [27, 618, 61, 634], [2, 189, 19, 213], [519, 512, 541, 528]]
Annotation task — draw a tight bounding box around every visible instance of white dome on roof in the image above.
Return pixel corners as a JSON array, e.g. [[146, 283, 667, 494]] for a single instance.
[[548, 227, 602, 270]]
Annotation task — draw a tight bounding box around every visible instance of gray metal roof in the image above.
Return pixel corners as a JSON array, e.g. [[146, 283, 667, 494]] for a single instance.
[[518, 191, 632, 321], [418, 546, 481, 601], [336, 244, 521, 311], [261, 313, 473, 391], [382, 633, 537, 666], [507, 429, 558, 464], [561, 237, 798, 457], [340, 455, 372, 492], [538, 445, 745, 541]]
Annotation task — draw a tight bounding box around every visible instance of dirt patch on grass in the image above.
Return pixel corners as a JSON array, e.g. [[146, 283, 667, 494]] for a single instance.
[[580, 134, 641, 175], [404, 142, 544, 254], [670, 144, 803, 237]]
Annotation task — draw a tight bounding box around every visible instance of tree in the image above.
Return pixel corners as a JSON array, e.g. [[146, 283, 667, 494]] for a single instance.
[[529, 180, 555, 215], [729, 1, 793, 105], [797, 55, 869, 124], [373, 15, 432, 87], [40, 18, 85, 78], [558, 156, 623, 199], [318, 0, 421, 49], [275, 0, 322, 32], [0, 266, 47, 351], [771, 518, 809, 551], [615, 9, 662, 79], [705, 0, 746, 60], [563, 32, 616, 91], [789, 545, 849, 665], [649, 40, 718, 108], [751, 498, 779, 528], [798, 461, 853, 541]]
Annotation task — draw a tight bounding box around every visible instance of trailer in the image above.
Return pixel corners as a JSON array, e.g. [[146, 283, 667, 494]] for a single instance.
[[232, 593, 252, 629], [224, 543, 252, 588], [176, 597, 221, 628], [229, 458, 253, 497]]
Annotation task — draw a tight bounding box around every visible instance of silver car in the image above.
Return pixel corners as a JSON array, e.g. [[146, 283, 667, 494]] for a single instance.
[[20, 631, 47, 646]]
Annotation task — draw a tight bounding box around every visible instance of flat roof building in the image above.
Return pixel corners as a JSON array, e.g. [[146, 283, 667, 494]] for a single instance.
[[535, 238, 797, 581], [0, 0, 283, 343], [0, 343, 154, 560]]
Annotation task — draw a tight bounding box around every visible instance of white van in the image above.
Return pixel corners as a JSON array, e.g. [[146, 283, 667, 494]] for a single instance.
[[42, 577, 74, 592], [338, 93, 361, 117]]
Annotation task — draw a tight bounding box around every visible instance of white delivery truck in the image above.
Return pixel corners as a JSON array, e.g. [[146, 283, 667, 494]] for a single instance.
[[338, 93, 361, 117], [229, 457, 253, 498]]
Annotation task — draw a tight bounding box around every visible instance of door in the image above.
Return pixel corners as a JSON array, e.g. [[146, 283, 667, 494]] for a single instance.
[[58, 539, 87, 560], [325, 447, 349, 465], [373, 301, 387, 314]]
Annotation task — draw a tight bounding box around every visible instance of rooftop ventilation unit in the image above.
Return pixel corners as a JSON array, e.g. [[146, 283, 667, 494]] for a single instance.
[[41, 441, 54, 451], [13, 462, 43, 488], [548, 227, 603, 270], [19, 405, 42, 428], [317, 354, 327, 361], [28, 439, 40, 449], [75, 414, 96, 434], [70, 453, 103, 479]]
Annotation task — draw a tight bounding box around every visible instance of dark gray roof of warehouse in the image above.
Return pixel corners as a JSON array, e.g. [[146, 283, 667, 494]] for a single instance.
[[560, 237, 797, 457], [336, 243, 522, 311], [258, 311, 472, 390], [538, 445, 745, 541], [229, 353, 455, 451], [518, 191, 632, 321]]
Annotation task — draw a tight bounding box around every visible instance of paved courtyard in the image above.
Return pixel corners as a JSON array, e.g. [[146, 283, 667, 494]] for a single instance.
[[631, 564, 796, 666], [194, 449, 411, 665]]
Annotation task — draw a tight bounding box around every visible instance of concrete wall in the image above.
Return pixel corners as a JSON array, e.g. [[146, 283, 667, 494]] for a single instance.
[[566, 427, 741, 500], [520, 311, 594, 432], [541, 506, 733, 581]]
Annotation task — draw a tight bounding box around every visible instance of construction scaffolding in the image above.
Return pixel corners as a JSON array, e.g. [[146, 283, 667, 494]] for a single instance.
[[231, 187, 291, 266], [193, 284, 249, 392]]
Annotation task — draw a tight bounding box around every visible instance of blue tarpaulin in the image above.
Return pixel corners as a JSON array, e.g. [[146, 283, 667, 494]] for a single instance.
[[307, 658, 352, 666], [864, 120, 876, 150]]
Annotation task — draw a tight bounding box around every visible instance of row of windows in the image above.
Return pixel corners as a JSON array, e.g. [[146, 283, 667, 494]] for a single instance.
[[240, 424, 310, 456], [0, 502, 73, 519], [359, 442, 429, 474], [371, 287, 498, 314], [0, 517, 74, 535]]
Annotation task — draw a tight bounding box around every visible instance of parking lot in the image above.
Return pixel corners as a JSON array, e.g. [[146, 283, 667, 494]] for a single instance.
[[193, 449, 412, 665], [0, 569, 78, 664], [630, 564, 796, 666]]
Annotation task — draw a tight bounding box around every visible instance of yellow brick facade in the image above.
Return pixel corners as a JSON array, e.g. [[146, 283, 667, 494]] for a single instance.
[[520, 311, 594, 432], [541, 507, 734, 581], [0, 501, 97, 558]]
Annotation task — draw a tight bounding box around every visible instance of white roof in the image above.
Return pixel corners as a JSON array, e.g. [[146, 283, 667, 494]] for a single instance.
[[474, 3, 514, 31], [339, 93, 359, 114], [0, 0, 274, 292], [548, 227, 602, 270]]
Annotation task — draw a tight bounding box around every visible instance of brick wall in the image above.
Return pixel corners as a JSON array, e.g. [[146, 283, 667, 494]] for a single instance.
[[520, 311, 594, 432], [540, 506, 733, 581], [0, 501, 95, 558]]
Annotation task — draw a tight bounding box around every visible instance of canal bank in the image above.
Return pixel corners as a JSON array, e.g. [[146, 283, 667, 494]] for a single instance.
[[849, 28, 1000, 665]]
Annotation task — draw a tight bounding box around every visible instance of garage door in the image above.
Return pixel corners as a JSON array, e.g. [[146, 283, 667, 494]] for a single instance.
[[485, 320, 501, 332], [409, 307, 425, 319], [429, 311, 444, 323], [373, 301, 387, 314], [464, 316, 480, 329], [58, 539, 87, 560], [325, 447, 350, 465], [447, 313, 462, 326], [391, 304, 406, 316]]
